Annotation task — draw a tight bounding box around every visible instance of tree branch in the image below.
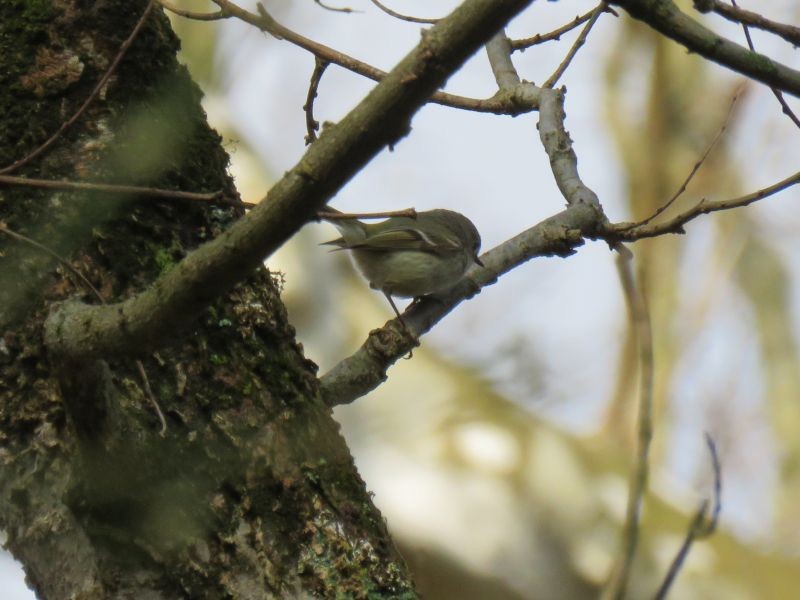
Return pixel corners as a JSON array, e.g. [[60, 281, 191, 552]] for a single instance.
[[696, 0, 800, 48], [610, 0, 800, 97], [510, 7, 607, 51], [637, 83, 743, 227], [44, 0, 537, 360], [158, 0, 229, 20], [724, 0, 800, 130], [207, 0, 539, 115], [303, 58, 329, 144], [369, 0, 439, 24], [605, 169, 800, 241], [0, 174, 242, 207], [486, 31, 521, 90], [543, 3, 607, 89]]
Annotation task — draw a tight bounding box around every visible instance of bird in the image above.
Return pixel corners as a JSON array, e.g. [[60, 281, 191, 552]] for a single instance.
[[320, 206, 483, 325]]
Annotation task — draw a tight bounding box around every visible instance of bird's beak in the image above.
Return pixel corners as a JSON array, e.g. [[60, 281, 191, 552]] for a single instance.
[[474, 256, 484, 267]]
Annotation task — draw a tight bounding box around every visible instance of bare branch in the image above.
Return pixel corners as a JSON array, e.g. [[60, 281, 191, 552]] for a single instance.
[[543, 2, 608, 89], [538, 89, 602, 207], [369, 0, 438, 24], [135, 360, 168, 435], [725, 0, 800, 130], [0, 1, 157, 175], [44, 0, 537, 360], [313, 0, 357, 14], [317, 208, 416, 220], [158, 0, 229, 20], [207, 0, 539, 114], [510, 7, 607, 51], [610, 0, 800, 97], [654, 433, 722, 600], [696, 0, 800, 48], [606, 170, 800, 241], [0, 223, 104, 301], [638, 83, 744, 227], [0, 174, 247, 206], [486, 31, 521, 90], [304, 58, 329, 145], [601, 246, 654, 600]]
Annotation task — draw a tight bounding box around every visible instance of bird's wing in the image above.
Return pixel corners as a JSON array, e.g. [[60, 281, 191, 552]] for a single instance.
[[356, 224, 461, 254]]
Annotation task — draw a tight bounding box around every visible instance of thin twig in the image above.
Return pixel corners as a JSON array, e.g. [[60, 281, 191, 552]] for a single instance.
[[317, 208, 416, 220], [608, 169, 800, 240], [0, 223, 104, 300], [543, 3, 607, 89], [304, 58, 329, 145], [158, 0, 229, 20], [729, 0, 800, 129], [369, 0, 438, 24], [511, 6, 616, 51], [313, 0, 357, 14], [135, 359, 168, 435], [0, 222, 168, 435], [654, 433, 722, 600], [637, 84, 744, 227], [0, 0, 157, 175], [602, 243, 654, 600], [701, 0, 800, 48], [0, 174, 248, 206]]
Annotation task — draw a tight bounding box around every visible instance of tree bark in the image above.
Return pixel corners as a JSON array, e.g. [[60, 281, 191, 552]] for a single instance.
[[0, 1, 415, 597]]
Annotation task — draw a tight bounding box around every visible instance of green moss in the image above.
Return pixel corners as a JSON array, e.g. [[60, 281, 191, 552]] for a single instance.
[[209, 354, 227, 366], [154, 247, 176, 274], [0, 1, 54, 164]]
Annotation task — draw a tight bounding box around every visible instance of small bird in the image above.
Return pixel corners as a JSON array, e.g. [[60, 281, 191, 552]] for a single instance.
[[321, 206, 484, 324]]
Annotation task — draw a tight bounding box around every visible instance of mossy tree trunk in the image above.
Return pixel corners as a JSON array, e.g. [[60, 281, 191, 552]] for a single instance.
[[0, 1, 414, 597]]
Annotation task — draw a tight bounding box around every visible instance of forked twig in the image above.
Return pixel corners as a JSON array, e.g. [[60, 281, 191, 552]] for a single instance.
[[654, 433, 722, 600], [511, 6, 615, 51], [636, 84, 744, 228], [543, 3, 608, 89], [206, 0, 539, 115], [608, 169, 800, 240]]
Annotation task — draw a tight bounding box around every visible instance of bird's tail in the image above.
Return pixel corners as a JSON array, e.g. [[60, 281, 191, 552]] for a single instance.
[[319, 205, 365, 248]]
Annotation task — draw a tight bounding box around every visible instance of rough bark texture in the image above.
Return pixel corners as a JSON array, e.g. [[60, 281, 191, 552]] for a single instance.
[[0, 1, 415, 598]]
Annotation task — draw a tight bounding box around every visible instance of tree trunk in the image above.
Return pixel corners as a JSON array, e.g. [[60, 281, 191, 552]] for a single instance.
[[0, 1, 415, 597]]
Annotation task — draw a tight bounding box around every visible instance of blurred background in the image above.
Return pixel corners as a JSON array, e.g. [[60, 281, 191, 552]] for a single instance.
[[5, 0, 800, 597]]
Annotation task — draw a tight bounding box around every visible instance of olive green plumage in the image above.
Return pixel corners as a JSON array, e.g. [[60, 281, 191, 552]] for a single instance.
[[322, 207, 483, 302]]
